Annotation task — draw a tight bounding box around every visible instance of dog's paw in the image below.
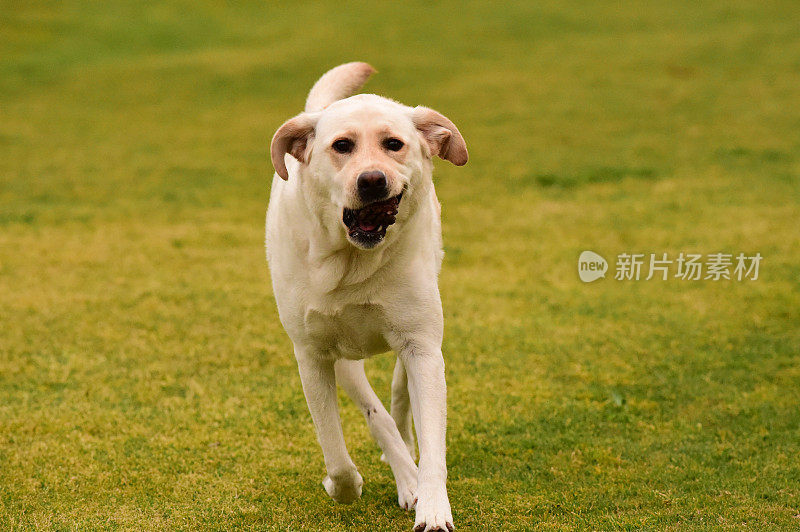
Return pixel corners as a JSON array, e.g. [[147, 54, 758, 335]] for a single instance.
[[413, 484, 453, 531], [322, 468, 363, 504], [398, 487, 417, 512], [413, 524, 453, 532], [413, 518, 454, 532], [395, 466, 418, 511]]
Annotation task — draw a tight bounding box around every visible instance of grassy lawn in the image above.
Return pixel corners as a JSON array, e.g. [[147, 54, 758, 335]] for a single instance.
[[2, 1, 799, 529]]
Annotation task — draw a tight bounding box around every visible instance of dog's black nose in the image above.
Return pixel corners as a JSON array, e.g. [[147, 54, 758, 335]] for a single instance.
[[357, 170, 388, 202]]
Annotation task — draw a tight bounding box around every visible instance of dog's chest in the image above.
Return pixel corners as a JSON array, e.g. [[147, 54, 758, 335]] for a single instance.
[[304, 303, 391, 359]]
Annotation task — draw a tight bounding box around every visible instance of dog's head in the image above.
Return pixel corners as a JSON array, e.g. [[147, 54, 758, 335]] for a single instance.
[[271, 95, 467, 249]]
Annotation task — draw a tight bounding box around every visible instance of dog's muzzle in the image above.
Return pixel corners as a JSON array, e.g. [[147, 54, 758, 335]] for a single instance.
[[342, 193, 402, 248]]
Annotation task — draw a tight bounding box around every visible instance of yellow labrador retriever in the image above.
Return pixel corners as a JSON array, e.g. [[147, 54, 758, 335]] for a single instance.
[[267, 62, 467, 532]]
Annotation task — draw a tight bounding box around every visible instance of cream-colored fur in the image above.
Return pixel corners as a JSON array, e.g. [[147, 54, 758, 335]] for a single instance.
[[266, 62, 467, 532]]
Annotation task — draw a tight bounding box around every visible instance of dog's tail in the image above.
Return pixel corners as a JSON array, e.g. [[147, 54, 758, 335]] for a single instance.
[[305, 62, 376, 113]]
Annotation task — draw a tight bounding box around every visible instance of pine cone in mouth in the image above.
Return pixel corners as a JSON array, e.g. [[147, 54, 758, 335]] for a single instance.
[[342, 193, 402, 236]]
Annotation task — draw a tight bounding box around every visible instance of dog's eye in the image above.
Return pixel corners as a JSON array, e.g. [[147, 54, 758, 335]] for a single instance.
[[383, 138, 404, 152], [332, 139, 354, 154]]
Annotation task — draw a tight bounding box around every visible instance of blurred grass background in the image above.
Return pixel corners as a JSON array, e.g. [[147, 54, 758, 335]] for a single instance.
[[1, 1, 799, 529]]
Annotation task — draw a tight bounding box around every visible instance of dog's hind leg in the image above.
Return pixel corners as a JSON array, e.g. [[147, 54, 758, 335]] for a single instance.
[[390, 356, 417, 460], [335, 359, 418, 510]]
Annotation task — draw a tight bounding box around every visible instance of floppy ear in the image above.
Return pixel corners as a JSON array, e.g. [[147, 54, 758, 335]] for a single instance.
[[412, 106, 468, 166], [270, 113, 318, 180]]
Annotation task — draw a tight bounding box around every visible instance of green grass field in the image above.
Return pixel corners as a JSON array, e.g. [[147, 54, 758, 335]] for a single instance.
[[2, 1, 800, 529]]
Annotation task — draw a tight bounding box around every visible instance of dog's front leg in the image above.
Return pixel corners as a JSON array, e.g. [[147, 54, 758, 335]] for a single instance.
[[295, 350, 363, 504], [401, 346, 453, 532]]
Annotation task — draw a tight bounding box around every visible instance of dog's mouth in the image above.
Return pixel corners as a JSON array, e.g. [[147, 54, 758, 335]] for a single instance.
[[342, 193, 403, 248]]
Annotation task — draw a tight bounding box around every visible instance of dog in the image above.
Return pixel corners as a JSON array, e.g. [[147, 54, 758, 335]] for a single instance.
[[266, 62, 467, 532]]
